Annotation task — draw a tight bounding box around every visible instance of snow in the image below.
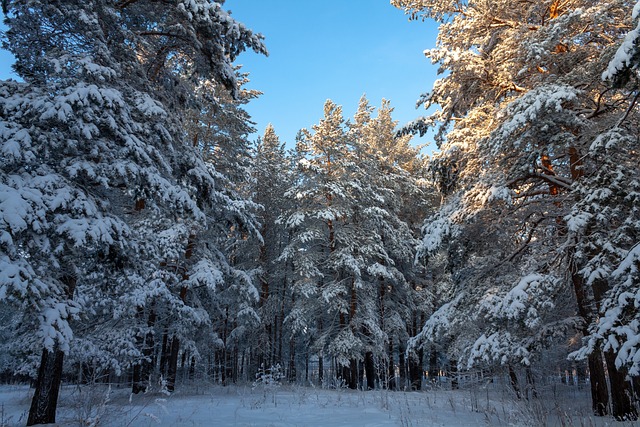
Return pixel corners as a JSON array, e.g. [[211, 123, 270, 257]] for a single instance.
[[603, 1, 640, 81], [0, 381, 633, 427]]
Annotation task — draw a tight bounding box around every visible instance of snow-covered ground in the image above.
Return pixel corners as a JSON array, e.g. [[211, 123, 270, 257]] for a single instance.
[[0, 382, 637, 426]]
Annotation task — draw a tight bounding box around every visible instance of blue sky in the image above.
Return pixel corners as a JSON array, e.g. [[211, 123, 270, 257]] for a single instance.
[[0, 2, 439, 152], [228, 0, 439, 151]]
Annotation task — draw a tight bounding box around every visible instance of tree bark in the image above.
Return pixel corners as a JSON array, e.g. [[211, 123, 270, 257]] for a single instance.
[[570, 257, 610, 415], [428, 347, 438, 385], [525, 367, 537, 400], [349, 358, 358, 389], [508, 365, 521, 399], [364, 351, 375, 390], [591, 278, 637, 419], [189, 355, 196, 380], [137, 310, 156, 392], [166, 335, 180, 392], [398, 341, 407, 390], [387, 338, 394, 390], [288, 338, 296, 382], [449, 359, 458, 390], [159, 330, 169, 377], [27, 348, 65, 426], [603, 348, 638, 420], [409, 351, 422, 390], [27, 275, 76, 426]]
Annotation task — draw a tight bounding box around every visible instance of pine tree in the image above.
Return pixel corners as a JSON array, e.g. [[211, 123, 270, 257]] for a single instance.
[[251, 124, 295, 376], [0, 0, 265, 423], [395, 0, 639, 417]]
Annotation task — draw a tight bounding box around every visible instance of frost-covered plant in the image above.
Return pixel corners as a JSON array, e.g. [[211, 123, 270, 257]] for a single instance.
[[252, 363, 284, 390]]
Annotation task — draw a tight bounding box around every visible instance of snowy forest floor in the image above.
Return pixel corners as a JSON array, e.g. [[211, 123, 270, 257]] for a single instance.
[[1, 381, 638, 426]]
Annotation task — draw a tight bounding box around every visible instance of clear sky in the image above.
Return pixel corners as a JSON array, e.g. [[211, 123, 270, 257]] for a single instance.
[[228, 0, 439, 151], [0, 1, 439, 152]]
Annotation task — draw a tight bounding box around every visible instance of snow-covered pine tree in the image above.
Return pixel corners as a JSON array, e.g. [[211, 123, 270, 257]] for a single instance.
[[0, 0, 265, 423], [279, 97, 431, 390], [251, 124, 296, 378], [279, 100, 361, 387], [349, 96, 432, 390], [183, 72, 263, 386], [569, 2, 640, 414], [395, 0, 638, 418]]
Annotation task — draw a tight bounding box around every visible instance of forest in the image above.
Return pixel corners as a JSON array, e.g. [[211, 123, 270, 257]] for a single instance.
[[0, 0, 639, 425]]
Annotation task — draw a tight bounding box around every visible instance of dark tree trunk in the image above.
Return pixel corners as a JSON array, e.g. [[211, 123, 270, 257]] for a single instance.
[[305, 351, 309, 382], [585, 348, 609, 417], [132, 364, 144, 394], [525, 367, 537, 400], [139, 316, 155, 390], [364, 351, 375, 390], [232, 347, 239, 383], [132, 307, 146, 394], [278, 300, 285, 364], [387, 339, 395, 390], [159, 330, 169, 377], [271, 320, 277, 366], [28, 274, 76, 426], [27, 348, 65, 426], [632, 375, 640, 402], [189, 355, 196, 380], [590, 279, 637, 420], [166, 335, 180, 392], [409, 352, 422, 391], [570, 260, 610, 416], [508, 365, 521, 399], [398, 341, 407, 390], [181, 349, 187, 369], [318, 353, 324, 383], [449, 359, 458, 390], [349, 359, 358, 390], [288, 339, 296, 382], [218, 350, 226, 385], [603, 349, 638, 420], [339, 363, 350, 387], [428, 347, 438, 385]]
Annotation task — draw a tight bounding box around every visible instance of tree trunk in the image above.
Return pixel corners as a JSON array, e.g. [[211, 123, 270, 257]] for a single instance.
[[428, 347, 438, 385], [339, 362, 350, 387], [132, 364, 143, 394], [138, 310, 155, 392], [603, 348, 638, 420], [409, 351, 422, 390], [364, 351, 375, 390], [349, 358, 358, 389], [189, 355, 196, 380], [288, 338, 296, 382], [132, 307, 145, 394], [305, 351, 309, 382], [159, 330, 169, 377], [632, 375, 640, 402], [398, 341, 407, 390], [449, 359, 458, 390], [508, 365, 521, 399], [387, 338, 395, 390], [166, 335, 180, 392], [570, 258, 610, 415], [525, 367, 537, 400], [28, 275, 76, 426], [27, 348, 65, 426], [590, 279, 637, 420]]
